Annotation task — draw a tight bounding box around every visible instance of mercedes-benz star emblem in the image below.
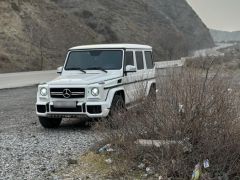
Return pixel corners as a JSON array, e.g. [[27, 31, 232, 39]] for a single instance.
[[63, 89, 72, 98]]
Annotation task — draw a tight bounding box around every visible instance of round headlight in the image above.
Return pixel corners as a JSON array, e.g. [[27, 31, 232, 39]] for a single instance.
[[40, 87, 48, 96], [91, 87, 99, 96]]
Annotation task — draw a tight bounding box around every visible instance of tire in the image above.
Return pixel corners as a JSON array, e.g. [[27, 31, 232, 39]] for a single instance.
[[110, 95, 125, 116], [38, 117, 62, 128], [148, 85, 157, 101], [105, 95, 125, 128]]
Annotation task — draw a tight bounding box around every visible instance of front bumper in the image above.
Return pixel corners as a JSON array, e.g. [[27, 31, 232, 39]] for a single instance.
[[36, 101, 110, 118]]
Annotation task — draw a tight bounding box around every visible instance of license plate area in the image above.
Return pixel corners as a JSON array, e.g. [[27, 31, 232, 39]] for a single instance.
[[48, 114, 86, 118], [53, 101, 77, 108]]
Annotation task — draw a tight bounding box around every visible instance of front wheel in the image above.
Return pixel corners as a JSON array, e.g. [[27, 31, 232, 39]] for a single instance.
[[38, 117, 62, 128], [105, 95, 126, 129], [110, 95, 126, 116]]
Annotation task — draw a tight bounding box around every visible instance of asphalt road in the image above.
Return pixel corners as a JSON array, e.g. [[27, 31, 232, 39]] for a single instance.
[[0, 70, 58, 89], [0, 86, 96, 179]]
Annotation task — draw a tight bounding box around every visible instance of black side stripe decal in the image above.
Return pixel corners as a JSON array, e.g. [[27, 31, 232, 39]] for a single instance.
[[104, 77, 155, 90]]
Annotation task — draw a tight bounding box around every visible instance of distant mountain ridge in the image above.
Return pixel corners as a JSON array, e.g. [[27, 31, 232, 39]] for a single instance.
[[0, 0, 214, 73], [210, 29, 240, 42]]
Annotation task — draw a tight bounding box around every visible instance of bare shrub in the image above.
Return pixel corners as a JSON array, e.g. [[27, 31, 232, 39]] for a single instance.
[[0, 52, 9, 63], [11, 2, 20, 12], [185, 46, 240, 72], [94, 66, 240, 179], [185, 56, 224, 70]]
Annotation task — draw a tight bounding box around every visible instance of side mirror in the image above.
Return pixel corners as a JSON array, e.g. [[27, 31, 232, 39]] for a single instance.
[[125, 65, 137, 73], [57, 66, 63, 74]]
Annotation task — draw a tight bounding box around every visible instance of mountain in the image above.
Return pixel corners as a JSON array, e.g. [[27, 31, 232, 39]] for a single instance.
[[0, 0, 214, 73], [210, 29, 240, 42]]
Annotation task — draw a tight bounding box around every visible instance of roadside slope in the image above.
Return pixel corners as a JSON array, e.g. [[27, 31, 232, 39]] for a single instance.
[[0, 0, 214, 73], [0, 0, 99, 73], [54, 0, 214, 60]]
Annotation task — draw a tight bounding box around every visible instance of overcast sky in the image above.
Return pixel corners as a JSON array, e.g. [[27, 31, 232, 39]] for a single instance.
[[186, 0, 240, 31]]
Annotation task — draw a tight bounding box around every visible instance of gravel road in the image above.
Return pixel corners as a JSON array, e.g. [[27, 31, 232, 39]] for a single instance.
[[0, 86, 96, 179]]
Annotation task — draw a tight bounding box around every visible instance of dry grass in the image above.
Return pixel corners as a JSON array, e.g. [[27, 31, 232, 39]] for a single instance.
[[93, 65, 240, 179], [53, 151, 146, 179], [53, 152, 111, 179]]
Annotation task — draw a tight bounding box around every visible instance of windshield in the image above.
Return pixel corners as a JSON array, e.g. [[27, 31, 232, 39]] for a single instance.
[[65, 50, 123, 71]]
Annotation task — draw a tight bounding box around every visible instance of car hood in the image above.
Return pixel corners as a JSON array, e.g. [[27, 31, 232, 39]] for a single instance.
[[48, 73, 121, 86]]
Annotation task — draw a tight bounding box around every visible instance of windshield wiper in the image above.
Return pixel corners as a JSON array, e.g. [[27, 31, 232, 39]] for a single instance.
[[86, 67, 108, 73], [66, 67, 86, 73]]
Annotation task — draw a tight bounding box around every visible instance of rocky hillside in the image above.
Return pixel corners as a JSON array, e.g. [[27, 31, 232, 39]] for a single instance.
[[210, 29, 240, 42], [0, 0, 214, 73]]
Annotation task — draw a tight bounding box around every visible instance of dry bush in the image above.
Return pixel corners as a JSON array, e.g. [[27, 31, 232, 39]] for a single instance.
[[185, 45, 240, 72], [0, 52, 9, 63], [94, 66, 240, 179], [185, 56, 224, 70]]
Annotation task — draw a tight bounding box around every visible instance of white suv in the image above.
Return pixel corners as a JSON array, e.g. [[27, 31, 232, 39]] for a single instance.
[[36, 44, 156, 128]]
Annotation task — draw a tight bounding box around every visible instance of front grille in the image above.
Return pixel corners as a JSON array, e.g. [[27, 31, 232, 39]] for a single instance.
[[50, 88, 85, 99], [50, 105, 82, 112]]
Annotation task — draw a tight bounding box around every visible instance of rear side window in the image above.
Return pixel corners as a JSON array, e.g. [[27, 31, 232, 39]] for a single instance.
[[135, 51, 144, 70], [145, 51, 154, 69], [124, 51, 134, 66]]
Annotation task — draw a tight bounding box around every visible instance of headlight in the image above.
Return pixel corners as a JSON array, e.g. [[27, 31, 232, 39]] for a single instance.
[[91, 87, 99, 96], [40, 87, 48, 96]]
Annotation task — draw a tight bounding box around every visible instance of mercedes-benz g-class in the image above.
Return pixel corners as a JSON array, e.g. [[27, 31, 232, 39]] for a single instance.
[[36, 44, 156, 128]]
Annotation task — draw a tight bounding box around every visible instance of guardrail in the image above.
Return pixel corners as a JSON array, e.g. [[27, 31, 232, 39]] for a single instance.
[[155, 58, 186, 69], [0, 70, 57, 89], [155, 43, 235, 69]]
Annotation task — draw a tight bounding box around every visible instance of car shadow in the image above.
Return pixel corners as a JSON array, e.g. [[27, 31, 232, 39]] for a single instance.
[[57, 118, 95, 131]]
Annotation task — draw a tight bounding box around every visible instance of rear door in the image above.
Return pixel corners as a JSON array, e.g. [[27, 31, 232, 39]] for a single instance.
[[135, 51, 148, 99], [122, 50, 137, 104], [144, 51, 155, 96]]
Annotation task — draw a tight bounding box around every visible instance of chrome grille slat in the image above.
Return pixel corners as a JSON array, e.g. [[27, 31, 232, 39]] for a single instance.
[[71, 92, 85, 95], [50, 88, 85, 99], [51, 92, 63, 95]]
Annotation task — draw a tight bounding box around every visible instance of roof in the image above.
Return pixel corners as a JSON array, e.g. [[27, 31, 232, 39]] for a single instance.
[[69, 44, 152, 50]]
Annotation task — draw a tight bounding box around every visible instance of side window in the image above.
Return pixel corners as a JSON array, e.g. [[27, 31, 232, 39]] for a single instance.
[[145, 51, 154, 69], [124, 51, 134, 66], [135, 51, 144, 70]]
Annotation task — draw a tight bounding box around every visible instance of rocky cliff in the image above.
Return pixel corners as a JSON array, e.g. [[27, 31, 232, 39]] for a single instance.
[[0, 0, 214, 73]]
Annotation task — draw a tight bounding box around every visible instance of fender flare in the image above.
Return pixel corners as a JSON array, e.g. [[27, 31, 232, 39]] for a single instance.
[[145, 79, 156, 96], [105, 87, 125, 109]]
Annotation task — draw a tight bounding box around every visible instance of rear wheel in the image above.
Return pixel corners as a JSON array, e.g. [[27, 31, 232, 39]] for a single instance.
[[148, 85, 157, 101], [38, 117, 62, 128]]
